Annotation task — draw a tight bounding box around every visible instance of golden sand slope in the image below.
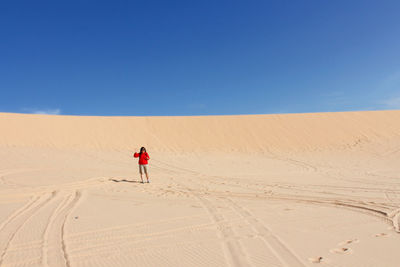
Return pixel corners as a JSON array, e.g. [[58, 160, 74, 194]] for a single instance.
[[1, 110, 399, 151], [0, 110, 399, 267]]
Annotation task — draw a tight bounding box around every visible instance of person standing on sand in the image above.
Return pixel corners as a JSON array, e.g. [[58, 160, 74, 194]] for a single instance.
[[134, 147, 150, 183]]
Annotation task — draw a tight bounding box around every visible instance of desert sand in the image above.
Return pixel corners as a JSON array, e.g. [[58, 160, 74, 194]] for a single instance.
[[0, 110, 399, 267]]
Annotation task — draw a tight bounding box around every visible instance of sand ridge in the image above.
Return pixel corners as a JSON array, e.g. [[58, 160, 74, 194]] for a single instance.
[[1, 110, 399, 152]]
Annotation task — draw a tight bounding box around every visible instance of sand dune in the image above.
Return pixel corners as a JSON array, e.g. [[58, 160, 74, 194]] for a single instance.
[[0, 110, 399, 266], [1, 110, 400, 152]]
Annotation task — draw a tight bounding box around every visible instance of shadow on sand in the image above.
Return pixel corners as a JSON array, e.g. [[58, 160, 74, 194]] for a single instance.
[[110, 179, 143, 184]]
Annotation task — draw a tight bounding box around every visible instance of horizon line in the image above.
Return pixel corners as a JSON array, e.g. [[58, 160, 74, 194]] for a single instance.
[[1, 109, 399, 118]]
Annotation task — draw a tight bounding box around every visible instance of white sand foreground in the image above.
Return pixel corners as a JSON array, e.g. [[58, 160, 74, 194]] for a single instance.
[[0, 110, 399, 267]]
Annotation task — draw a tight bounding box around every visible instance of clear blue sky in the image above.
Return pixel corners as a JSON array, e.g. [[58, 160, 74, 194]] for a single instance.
[[1, 0, 399, 116]]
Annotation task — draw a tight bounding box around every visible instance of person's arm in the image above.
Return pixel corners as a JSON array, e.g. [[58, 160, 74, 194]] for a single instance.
[[146, 153, 150, 160], [134, 152, 139, 158]]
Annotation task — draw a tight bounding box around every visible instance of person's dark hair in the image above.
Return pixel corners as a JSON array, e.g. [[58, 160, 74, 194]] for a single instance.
[[139, 147, 146, 156]]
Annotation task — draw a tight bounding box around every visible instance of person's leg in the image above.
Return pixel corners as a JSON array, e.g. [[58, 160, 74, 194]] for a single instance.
[[139, 165, 144, 183], [144, 165, 149, 183]]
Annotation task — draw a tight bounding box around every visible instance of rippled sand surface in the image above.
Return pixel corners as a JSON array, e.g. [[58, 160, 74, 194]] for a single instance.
[[0, 110, 399, 266]]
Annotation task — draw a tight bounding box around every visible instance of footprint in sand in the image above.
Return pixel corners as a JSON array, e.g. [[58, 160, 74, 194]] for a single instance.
[[308, 256, 323, 263], [375, 233, 389, 237], [338, 238, 359, 246], [329, 247, 352, 254]]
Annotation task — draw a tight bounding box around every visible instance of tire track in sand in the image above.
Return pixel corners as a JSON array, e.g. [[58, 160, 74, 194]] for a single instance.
[[155, 159, 398, 233], [61, 191, 82, 267], [0, 196, 40, 233], [0, 189, 83, 266], [225, 197, 306, 267], [154, 159, 297, 266], [178, 173, 303, 267], [41, 193, 75, 267], [156, 162, 252, 267], [42, 190, 82, 267], [195, 195, 252, 267], [0, 191, 57, 266]]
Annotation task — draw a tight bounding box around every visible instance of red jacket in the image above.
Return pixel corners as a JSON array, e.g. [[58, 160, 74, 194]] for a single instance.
[[134, 152, 150, 165]]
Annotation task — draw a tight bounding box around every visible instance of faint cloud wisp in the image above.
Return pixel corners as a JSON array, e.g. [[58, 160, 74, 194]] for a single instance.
[[22, 108, 61, 115], [382, 97, 400, 109]]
